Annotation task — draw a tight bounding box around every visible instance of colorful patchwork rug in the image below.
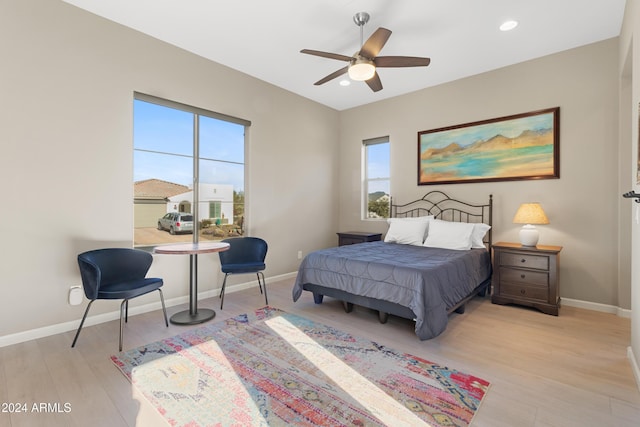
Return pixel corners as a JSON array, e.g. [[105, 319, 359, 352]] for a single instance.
[[111, 307, 489, 426]]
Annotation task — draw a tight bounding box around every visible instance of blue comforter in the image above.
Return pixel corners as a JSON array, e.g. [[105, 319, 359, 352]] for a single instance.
[[293, 241, 491, 339]]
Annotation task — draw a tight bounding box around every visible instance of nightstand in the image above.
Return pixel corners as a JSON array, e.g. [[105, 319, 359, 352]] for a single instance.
[[337, 231, 382, 246], [491, 241, 562, 315]]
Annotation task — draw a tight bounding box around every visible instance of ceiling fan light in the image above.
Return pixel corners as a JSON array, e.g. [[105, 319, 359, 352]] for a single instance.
[[348, 60, 376, 81]]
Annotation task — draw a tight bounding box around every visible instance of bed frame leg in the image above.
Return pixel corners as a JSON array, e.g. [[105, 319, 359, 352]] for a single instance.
[[378, 311, 389, 324], [312, 293, 324, 304], [479, 282, 491, 297], [454, 304, 466, 314], [342, 301, 353, 313]]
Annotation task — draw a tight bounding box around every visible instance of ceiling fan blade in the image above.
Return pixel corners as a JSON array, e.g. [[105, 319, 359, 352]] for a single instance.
[[365, 72, 383, 92], [375, 56, 431, 68], [359, 27, 392, 59], [300, 49, 352, 62], [314, 66, 349, 85]]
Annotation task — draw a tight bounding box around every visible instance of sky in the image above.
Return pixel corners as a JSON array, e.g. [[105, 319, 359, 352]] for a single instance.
[[134, 98, 392, 196], [367, 141, 390, 194], [133, 99, 245, 191]]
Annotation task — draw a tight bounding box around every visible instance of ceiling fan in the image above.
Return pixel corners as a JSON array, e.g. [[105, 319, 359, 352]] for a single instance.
[[300, 12, 431, 92]]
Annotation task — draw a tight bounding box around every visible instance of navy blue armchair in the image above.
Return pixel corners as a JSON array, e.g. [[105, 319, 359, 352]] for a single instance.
[[218, 237, 268, 309], [72, 248, 168, 351]]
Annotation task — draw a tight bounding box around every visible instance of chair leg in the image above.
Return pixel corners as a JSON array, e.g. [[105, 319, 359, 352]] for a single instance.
[[257, 273, 263, 294], [125, 300, 129, 323], [259, 272, 268, 306], [119, 299, 128, 352], [71, 300, 95, 348], [220, 273, 229, 309], [158, 289, 168, 327]]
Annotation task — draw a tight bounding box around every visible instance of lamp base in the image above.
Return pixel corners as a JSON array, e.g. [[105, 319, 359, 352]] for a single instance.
[[519, 224, 539, 246]]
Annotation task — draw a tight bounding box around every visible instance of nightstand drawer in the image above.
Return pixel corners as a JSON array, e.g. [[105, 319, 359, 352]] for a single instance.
[[500, 252, 549, 270], [500, 283, 549, 302], [500, 267, 549, 287]]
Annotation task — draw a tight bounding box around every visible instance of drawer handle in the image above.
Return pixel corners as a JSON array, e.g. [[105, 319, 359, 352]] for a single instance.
[[520, 274, 526, 279], [520, 258, 526, 263], [520, 289, 526, 295]]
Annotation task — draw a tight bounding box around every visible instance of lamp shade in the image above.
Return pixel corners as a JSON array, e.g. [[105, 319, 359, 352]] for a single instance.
[[513, 203, 549, 246], [512, 203, 549, 225]]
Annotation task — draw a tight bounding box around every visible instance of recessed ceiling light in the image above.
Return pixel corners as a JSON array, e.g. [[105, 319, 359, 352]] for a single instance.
[[339, 79, 351, 86], [500, 20, 518, 31]]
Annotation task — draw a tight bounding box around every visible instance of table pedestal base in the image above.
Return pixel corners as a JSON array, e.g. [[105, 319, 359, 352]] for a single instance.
[[170, 308, 216, 325], [153, 243, 230, 327]]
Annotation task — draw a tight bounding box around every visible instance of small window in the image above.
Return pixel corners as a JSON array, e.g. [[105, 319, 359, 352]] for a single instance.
[[363, 137, 390, 219]]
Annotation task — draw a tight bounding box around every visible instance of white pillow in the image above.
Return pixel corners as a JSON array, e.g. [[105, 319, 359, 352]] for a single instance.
[[423, 219, 475, 250], [384, 217, 432, 246], [470, 223, 491, 248]]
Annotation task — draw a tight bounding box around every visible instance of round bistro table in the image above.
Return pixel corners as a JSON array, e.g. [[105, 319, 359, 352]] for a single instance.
[[154, 241, 230, 325]]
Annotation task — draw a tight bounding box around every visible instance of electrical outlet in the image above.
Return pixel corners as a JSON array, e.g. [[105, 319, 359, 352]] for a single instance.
[[297, 250, 302, 260], [69, 286, 83, 306]]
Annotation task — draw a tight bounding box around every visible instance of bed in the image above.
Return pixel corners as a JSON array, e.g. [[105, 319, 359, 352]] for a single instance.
[[292, 191, 493, 340]]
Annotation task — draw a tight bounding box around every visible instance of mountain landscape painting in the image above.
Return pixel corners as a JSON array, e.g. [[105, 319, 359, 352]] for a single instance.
[[418, 107, 559, 185]]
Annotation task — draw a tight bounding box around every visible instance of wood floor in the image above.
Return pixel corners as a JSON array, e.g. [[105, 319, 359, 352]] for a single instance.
[[1, 277, 639, 426]]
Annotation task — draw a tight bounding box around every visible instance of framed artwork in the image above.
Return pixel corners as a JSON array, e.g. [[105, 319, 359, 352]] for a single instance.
[[418, 107, 560, 185]]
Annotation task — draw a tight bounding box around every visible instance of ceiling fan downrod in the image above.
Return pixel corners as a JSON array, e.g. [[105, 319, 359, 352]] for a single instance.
[[353, 12, 370, 48]]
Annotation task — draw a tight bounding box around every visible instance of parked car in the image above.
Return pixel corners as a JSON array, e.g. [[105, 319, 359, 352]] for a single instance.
[[157, 212, 193, 235]]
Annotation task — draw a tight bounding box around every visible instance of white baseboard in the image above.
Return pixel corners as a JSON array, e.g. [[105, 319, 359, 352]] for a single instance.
[[561, 297, 632, 318], [0, 272, 297, 348], [628, 347, 640, 393], [0, 283, 632, 348]]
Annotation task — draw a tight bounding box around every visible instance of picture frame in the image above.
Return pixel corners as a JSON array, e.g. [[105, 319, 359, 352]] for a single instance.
[[418, 107, 560, 185]]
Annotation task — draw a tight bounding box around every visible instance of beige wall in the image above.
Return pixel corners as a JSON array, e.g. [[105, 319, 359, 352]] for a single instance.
[[0, 0, 339, 338], [339, 39, 622, 308]]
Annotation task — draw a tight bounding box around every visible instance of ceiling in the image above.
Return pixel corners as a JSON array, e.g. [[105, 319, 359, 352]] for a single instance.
[[62, 0, 626, 111]]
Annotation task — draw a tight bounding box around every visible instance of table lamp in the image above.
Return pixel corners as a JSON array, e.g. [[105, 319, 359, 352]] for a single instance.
[[512, 202, 549, 246]]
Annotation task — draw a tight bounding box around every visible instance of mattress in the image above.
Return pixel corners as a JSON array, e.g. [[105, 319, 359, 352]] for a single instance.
[[293, 241, 492, 339]]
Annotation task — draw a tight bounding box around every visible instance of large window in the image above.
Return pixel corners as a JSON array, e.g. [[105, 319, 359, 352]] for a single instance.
[[363, 137, 390, 219], [133, 93, 249, 247]]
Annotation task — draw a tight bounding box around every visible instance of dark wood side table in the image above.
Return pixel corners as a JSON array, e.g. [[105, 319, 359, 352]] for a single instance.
[[337, 231, 382, 246], [491, 241, 562, 315]]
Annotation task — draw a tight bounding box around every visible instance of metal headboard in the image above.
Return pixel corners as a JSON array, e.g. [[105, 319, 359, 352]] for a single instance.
[[390, 191, 493, 248]]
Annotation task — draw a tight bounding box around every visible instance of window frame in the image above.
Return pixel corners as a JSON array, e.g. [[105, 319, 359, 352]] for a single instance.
[[362, 136, 390, 220], [133, 92, 251, 248]]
